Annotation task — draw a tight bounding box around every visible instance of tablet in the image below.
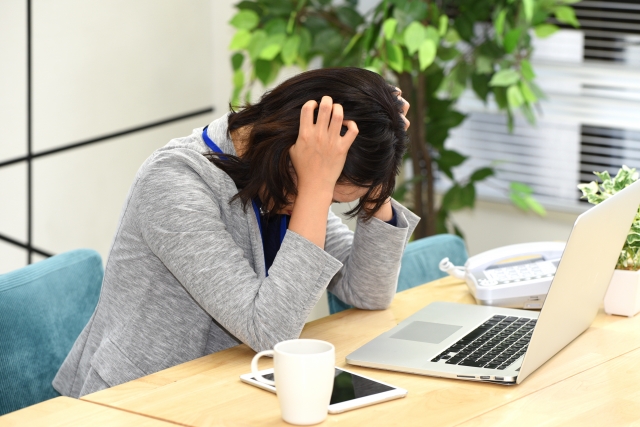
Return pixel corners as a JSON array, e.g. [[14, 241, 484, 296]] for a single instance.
[[240, 366, 407, 414]]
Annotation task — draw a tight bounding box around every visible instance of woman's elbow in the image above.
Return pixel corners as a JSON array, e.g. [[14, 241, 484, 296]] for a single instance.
[[357, 294, 394, 311]]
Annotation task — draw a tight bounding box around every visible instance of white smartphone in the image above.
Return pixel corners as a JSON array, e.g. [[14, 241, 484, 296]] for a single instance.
[[240, 366, 407, 414]]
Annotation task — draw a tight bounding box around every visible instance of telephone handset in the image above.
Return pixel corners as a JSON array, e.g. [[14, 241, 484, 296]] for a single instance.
[[439, 241, 566, 309]]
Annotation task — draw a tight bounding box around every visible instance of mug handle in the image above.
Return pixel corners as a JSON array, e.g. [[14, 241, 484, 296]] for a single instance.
[[251, 350, 276, 386]]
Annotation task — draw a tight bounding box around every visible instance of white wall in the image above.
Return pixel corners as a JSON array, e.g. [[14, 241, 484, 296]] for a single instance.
[[212, 0, 235, 117], [0, 0, 215, 273], [451, 200, 576, 257]]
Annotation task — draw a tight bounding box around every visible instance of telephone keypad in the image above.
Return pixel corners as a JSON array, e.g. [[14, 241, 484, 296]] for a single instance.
[[479, 261, 556, 286]]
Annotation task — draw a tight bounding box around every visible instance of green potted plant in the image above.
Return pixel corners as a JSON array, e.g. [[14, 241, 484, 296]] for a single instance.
[[227, 0, 580, 239], [578, 165, 640, 317]]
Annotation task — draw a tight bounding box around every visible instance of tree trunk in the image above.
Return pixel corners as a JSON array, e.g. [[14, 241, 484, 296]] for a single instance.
[[416, 72, 436, 236], [397, 71, 436, 239]]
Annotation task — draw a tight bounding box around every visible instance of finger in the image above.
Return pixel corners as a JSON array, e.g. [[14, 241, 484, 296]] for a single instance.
[[316, 96, 333, 130], [299, 100, 318, 132], [400, 97, 410, 115], [402, 115, 410, 130], [328, 103, 344, 139], [341, 120, 359, 148]]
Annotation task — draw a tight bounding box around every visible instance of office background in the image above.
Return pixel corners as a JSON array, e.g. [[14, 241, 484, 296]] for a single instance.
[[1, 0, 639, 319]]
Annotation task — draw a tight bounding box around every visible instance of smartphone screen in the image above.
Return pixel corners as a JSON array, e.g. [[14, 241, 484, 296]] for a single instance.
[[255, 368, 395, 404]]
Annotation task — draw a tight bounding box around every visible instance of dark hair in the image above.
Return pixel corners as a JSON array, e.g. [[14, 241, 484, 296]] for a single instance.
[[206, 67, 408, 220]]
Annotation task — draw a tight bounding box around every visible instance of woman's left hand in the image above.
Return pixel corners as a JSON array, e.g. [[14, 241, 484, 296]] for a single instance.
[[395, 87, 410, 130], [365, 185, 394, 222]]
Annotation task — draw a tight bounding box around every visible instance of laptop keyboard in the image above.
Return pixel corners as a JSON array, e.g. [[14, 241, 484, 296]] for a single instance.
[[430, 315, 535, 370]]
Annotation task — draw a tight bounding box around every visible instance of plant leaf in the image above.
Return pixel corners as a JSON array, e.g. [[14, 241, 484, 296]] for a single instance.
[[504, 28, 522, 54], [404, 21, 426, 55], [264, 18, 287, 35], [255, 59, 280, 86], [259, 34, 286, 60], [281, 35, 300, 65], [438, 15, 448, 36], [231, 52, 244, 71], [445, 28, 461, 44], [424, 26, 440, 44], [286, 11, 296, 34], [297, 27, 312, 59], [336, 6, 364, 28], [555, 6, 580, 28], [522, 0, 534, 23], [229, 29, 252, 50], [493, 87, 508, 109], [386, 40, 404, 73], [520, 59, 535, 80], [460, 183, 476, 209], [507, 84, 524, 108], [247, 30, 267, 61], [233, 69, 244, 89], [383, 18, 398, 40], [534, 24, 558, 38], [455, 13, 474, 41], [418, 39, 437, 70], [510, 191, 529, 211], [521, 103, 536, 125], [470, 167, 494, 182], [343, 33, 362, 55], [525, 195, 546, 216], [520, 81, 537, 103], [438, 149, 467, 167], [471, 73, 491, 102], [528, 80, 547, 100], [438, 46, 460, 61], [495, 9, 507, 39], [442, 184, 463, 210], [230, 10, 260, 30], [510, 181, 533, 194], [489, 69, 520, 87], [475, 55, 493, 74]]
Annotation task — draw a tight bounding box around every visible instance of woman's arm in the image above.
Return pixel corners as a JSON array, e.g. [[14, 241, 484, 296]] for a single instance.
[[324, 200, 420, 310], [133, 152, 344, 352]]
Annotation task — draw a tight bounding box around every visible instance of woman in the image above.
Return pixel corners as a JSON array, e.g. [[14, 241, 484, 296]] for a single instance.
[[53, 67, 420, 397]]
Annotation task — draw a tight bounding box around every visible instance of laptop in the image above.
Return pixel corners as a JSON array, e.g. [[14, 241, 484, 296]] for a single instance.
[[346, 179, 640, 385]]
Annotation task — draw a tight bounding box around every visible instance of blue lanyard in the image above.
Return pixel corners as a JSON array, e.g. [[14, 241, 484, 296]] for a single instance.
[[202, 125, 227, 160], [202, 126, 287, 275]]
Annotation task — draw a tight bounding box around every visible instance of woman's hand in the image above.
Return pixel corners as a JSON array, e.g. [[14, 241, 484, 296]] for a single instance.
[[395, 87, 410, 130], [365, 185, 394, 222], [289, 96, 359, 198], [287, 96, 358, 249]]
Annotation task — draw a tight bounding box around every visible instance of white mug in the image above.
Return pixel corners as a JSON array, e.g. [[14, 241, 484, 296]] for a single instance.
[[251, 339, 335, 425]]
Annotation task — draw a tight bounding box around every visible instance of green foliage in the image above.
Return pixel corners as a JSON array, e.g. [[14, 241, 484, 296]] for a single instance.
[[578, 166, 640, 270], [229, 0, 578, 238], [509, 182, 546, 216]]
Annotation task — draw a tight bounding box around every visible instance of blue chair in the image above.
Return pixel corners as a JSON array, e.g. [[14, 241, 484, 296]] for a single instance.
[[328, 234, 468, 314], [0, 249, 103, 415]]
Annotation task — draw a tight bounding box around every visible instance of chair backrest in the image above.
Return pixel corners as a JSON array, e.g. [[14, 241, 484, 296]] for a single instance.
[[0, 249, 103, 415], [327, 234, 468, 314]]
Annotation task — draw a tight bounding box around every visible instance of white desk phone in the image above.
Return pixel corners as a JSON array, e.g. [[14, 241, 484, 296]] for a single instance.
[[439, 241, 566, 309]]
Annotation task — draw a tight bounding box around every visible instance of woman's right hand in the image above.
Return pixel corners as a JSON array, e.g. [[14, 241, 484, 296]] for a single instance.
[[287, 96, 358, 249], [289, 96, 359, 198]]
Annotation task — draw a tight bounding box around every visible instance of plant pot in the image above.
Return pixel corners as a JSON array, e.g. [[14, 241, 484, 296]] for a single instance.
[[604, 269, 640, 317]]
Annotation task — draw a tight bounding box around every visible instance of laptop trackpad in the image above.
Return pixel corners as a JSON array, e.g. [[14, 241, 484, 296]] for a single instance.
[[390, 321, 462, 344]]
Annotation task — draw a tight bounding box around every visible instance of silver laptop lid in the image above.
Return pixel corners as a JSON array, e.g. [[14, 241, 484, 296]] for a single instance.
[[517, 179, 640, 383]]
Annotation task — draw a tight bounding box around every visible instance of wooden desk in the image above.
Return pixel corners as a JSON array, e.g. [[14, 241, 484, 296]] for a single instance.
[[0, 396, 176, 427], [5, 277, 640, 426]]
